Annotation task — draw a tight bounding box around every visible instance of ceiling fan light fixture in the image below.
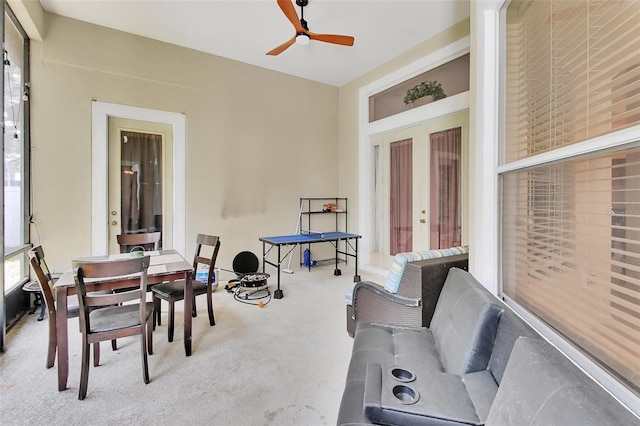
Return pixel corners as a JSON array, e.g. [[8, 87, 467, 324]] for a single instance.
[[266, 0, 354, 56], [295, 33, 310, 45]]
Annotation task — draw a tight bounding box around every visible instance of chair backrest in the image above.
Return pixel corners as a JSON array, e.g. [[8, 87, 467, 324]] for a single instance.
[[116, 232, 161, 253], [72, 256, 150, 332], [28, 246, 56, 315], [192, 234, 221, 285]]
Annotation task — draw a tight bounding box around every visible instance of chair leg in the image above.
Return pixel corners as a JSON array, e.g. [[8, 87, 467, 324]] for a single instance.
[[192, 296, 197, 317], [168, 301, 175, 342], [147, 317, 154, 355], [93, 342, 100, 367], [111, 339, 117, 351], [46, 313, 57, 368], [207, 291, 215, 326], [38, 296, 47, 321], [79, 339, 91, 400], [153, 296, 161, 327], [140, 324, 150, 385]]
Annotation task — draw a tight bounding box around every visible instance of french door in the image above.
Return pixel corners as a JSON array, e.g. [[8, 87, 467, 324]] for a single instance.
[[107, 118, 174, 254], [370, 113, 468, 268]]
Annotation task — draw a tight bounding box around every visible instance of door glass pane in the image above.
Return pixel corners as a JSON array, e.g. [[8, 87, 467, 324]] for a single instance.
[[120, 131, 163, 246], [390, 139, 412, 254], [430, 128, 462, 249]]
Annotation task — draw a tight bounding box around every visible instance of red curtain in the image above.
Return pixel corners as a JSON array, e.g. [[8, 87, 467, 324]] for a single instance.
[[430, 128, 461, 249], [390, 139, 413, 255]]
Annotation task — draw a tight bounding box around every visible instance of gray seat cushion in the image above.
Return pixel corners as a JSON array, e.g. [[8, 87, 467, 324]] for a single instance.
[[486, 337, 640, 426], [88, 302, 153, 333], [151, 279, 208, 299]]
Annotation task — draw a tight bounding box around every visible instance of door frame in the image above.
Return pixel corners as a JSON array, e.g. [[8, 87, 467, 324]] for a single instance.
[[91, 101, 186, 257], [358, 37, 470, 271], [370, 116, 467, 268]]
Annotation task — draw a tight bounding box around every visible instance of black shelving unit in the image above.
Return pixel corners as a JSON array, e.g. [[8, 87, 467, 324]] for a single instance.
[[299, 197, 348, 266]]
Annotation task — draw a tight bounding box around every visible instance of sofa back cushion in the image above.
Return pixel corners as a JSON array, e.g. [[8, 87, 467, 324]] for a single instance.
[[487, 308, 540, 384], [486, 337, 640, 425], [384, 246, 469, 294], [430, 268, 503, 375]]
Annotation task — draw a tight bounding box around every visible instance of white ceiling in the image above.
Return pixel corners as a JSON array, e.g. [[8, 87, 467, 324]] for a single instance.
[[39, 0, 469, 87]]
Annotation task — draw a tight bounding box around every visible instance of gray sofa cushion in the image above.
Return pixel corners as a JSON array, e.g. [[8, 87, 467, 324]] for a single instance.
[[346, 323, 442, 383], [486, 307, 540, 384], [486, 337, 640, 426], [430, 268, 504, 375]]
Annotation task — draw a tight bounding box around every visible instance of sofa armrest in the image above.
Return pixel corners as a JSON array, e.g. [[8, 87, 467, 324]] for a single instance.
[[352, 281, 422, 328], [401, 253, 469, 327]]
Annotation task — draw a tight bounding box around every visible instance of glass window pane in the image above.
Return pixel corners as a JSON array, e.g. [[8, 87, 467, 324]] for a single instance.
[[504, 0, 640, 163], [501, 0, 640, 401], [3, 9, 28, 294], [369, 53, 470, 122], [4, 12, 24, 251], [502, 145, 640, 396]]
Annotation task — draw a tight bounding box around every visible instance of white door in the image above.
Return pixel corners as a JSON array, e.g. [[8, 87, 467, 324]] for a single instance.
[[107, 118, 174, 254], [369, 112, 468, 269]]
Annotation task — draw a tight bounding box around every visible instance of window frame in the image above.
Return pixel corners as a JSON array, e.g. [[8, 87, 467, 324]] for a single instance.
[[1, 0, 31, 349]]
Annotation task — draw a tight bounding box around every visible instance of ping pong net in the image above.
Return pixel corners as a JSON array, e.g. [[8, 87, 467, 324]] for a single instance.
[[300, 229, 325, 239]]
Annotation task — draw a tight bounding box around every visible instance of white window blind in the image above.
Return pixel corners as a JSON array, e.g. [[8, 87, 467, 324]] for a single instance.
[[504, 0, 640, 163], [502, 0, 640, 397]]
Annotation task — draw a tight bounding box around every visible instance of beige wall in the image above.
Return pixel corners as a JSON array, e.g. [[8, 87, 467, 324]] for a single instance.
[[30, 13, 340, 271], [337, 19, 471, 237]]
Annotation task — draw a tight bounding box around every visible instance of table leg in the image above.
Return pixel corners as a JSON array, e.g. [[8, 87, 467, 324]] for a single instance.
[[56, 288, 69, 391], [354, 238, 361, 282], [274, 244, 284, 299], [334, 241, 342, 276], [183, 270, 193, 356]]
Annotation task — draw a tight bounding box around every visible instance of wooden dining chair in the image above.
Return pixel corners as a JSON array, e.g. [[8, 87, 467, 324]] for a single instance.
[[72, 256, 154, 400], [151, 234, 220, 342], [116, 231, 161, 253], [28, 246, 71, 368], [112, 231, 161, 350], [29, 246, 118, 369]]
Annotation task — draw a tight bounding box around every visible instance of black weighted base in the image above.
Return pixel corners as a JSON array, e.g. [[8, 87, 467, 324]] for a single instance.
[[334, 269, 342, 276], [274, 289, 284, 299], [354, 275, 361, 283]]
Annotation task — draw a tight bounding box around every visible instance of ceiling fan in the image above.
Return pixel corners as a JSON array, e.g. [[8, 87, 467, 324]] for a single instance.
[[266, 0, 355, 56]]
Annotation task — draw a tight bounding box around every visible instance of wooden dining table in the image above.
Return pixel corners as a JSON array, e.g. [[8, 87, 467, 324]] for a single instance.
[[53, 249, 194, 391]]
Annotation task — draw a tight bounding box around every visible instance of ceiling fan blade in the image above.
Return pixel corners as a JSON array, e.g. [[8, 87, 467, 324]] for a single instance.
[[266, 36, 297, 56], [308, 32, 355, 47], [277, 0, 305, 33]]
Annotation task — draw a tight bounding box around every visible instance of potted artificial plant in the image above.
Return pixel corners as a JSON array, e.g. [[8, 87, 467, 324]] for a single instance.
[[404, 80, 446, 106]]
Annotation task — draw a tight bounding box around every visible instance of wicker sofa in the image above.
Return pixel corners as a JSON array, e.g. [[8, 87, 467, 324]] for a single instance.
[[345, 247, 469, 337], [337, 267, 639, 425]]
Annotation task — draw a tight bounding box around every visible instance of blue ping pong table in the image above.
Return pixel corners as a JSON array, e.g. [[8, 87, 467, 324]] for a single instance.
[[259, 231, 362, 299]]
